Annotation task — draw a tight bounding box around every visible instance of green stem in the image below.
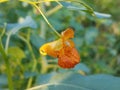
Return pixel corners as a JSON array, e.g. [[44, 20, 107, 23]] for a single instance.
[[33, 4, 61, 37], [0, 24, 13, 90], [19, 0, 61, 37], [0, 41, 13, 90], [35, 0, 94, 15], [26, 42, 37, 88], [5, 34, 11, 53], [40, 20, 48, 74], [17, 35, 37, 88], [46, 5, 62, 16]]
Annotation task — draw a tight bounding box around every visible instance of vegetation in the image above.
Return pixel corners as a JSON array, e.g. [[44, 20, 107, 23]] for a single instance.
[[0, 0, 120, 90]]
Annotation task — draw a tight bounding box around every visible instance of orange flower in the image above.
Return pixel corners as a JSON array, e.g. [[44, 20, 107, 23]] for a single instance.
[[40, 27, 80, 68]]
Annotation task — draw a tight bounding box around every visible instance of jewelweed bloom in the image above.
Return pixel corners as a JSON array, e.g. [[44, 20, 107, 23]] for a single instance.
[[39, 27, 80, 68]]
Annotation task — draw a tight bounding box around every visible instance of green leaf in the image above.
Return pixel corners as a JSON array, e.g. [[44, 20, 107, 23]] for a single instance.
[[73, 63, 90, 74], [6, 16, 37, 35], [30, 33, 45, 49], [8, 46, 25, 60], [94, 12, 111, 18], [62, 2, 87, 11], [0, 74, 7, 87], [61, 1, 111, 18], [61, 1, 94, 15], [85, 27, 98, 45], [34, 72, 120, 90], [24, 72, 37, 79], [58, 63, 90, 75]]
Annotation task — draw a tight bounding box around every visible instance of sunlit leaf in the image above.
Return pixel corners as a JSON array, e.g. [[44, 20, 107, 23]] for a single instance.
[[61, 1, 94, 15], [94, 11, 111, 18], [30, 34, 45, 49], [61, 2, 87, 11], [8, 46, 25, 60]]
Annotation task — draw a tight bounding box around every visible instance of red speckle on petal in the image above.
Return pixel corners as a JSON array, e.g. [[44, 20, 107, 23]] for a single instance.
[[58, 55, 75, 68], [58, 48, 80, 69]]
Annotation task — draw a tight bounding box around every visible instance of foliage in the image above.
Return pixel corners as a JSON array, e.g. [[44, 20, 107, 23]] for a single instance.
[[0, 0, 120, 90], [34, 71, 120, 90]]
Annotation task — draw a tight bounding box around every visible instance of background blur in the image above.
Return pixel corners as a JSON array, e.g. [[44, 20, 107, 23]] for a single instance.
[[0, 0, 120, 90]]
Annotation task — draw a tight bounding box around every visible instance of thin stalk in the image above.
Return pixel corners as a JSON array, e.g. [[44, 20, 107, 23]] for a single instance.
[[0, 40, 13, 90], [46, 5, 62, 16], [40, 20, 46, 38], [19, 0, 61, 37], [33, 4, 61, 37], [37, 3, 48, 74], [26, 41, 37, 88], [17, 35, 37, 88], [40, 20, 48, 74], [5, 33, 11, 53], [55, 0, 63, 6], [0, 24, 13, 90], [35, 0, 94, 15]]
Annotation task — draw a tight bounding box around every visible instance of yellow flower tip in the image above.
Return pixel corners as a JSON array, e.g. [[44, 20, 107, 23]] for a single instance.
[[39, 45, 47, 56], [40, 49, 47, 56]]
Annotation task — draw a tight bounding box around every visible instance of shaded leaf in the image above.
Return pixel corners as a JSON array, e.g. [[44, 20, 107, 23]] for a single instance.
[[0, 74, 7, 87], [30, 34, 45, 49], [73, 63, 90, 74], [34, 72, 120, 90], [24, 72, 37, 79], [6, 16, 37, 34], [85, 27, 98, 45]]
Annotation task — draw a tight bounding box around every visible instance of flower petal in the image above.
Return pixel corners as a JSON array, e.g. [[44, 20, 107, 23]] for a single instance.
[[61, 27, 74, 40], [58, 48, 80, 68], [39, 27, 80, 69], [39, 39, 63, 57]]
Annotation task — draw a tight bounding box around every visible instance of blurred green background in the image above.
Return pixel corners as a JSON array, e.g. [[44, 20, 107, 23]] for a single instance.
[[0, 0, 120, 90]]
